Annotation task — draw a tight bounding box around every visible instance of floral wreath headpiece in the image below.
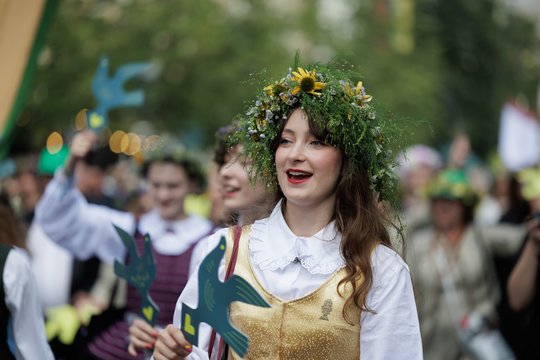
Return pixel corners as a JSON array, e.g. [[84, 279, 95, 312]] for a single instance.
[[232, 59, 402, 206], [141, 143, 207, 193]]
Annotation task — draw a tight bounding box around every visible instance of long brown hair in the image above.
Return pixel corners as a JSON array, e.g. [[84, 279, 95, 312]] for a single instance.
[[335, 160, 394, 319], [0, 192, 27, 249], [272, 108, 395, 319]]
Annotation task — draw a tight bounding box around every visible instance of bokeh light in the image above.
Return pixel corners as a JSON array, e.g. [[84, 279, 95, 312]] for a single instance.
[[109, 130, 126, 154], [46, 131, 63, 154], [125, 132, 141, 155]]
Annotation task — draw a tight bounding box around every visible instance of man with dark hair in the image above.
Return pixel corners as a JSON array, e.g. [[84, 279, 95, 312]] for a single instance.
[[75, 144, 119, 208]]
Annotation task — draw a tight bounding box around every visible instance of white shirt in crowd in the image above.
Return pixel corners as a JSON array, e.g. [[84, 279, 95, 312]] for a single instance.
[[27, 222, 73, 310], [3, 248, 54, 360]]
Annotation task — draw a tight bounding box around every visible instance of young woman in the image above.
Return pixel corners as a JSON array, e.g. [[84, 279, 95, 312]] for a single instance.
[[153, 62, 422, 359], [214, 124, 273, 226], [35, 131, 214, 360], [127, 124, 273, 356]]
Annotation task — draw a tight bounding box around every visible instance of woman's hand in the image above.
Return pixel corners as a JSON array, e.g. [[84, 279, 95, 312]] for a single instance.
[[64, 130, 97, 177], [127, 318, 159, 356], [153, 324, 192, 360]]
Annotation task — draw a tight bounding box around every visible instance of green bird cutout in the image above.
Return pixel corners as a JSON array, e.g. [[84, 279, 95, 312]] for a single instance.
[[113, 225, 159, 325], [181, 236, 270, 358]]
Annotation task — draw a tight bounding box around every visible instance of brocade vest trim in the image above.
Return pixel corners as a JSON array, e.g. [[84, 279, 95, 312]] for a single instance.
[[225, 226, 361, 360]]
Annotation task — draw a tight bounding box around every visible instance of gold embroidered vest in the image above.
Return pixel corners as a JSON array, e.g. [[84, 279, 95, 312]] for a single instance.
[[225, 226, 361, 360]]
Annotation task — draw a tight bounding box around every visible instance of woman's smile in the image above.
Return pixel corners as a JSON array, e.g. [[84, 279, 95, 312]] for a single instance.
[[286, 168, 313, 184]]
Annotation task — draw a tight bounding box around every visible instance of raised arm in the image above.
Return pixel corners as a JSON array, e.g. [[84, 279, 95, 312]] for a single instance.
[[35, 131, 134, 263], [477, 223, 527, 256], [507, 218, 540, 311]]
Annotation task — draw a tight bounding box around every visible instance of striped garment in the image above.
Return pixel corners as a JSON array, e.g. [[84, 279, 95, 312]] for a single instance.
[[88, 229, 198, 360]]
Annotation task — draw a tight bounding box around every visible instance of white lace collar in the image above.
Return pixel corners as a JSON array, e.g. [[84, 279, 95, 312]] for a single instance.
[[249, 200, 345, 275]]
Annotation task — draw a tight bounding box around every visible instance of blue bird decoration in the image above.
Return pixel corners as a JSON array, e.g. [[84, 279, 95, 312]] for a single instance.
[[87, 56, 151, 131], [181, 236, 270, 358], [113, 225, 159, 326]]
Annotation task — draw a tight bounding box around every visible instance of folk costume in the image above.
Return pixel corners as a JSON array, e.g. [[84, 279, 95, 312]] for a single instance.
[[174, 201, 422, 359], [35, 169, 214, 359], [171, 59, 421, 359]]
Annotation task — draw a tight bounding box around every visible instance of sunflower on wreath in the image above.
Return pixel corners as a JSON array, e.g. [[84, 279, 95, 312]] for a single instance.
[[231, 56, 403, 209]]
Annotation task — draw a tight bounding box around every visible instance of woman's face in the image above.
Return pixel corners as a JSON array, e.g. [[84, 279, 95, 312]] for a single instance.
[[147, 162, 191, 221], [275, 108, 343, 210], [432, 198, 465, 230], [218, 145, 267, 214]]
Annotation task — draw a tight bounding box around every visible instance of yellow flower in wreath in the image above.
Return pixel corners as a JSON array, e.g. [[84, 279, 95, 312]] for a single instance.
[[263, 84, 274, 96], [256, 117, 267, 131], [291, 67, 325, 96], [354, 81, 372, 106]]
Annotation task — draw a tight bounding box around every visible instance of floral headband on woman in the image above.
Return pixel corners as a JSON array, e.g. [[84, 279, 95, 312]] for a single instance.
[[232, 58, 403, 207]]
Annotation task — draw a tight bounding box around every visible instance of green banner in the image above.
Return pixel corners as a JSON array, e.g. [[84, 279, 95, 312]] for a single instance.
[[0, 0, 59, 161]]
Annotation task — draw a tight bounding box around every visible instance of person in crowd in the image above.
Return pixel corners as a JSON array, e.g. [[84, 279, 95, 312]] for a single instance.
[[468, 165, 503, 226], [127, 122, 274, 356], [0, 191, 54, 359], [29, 145, 122, 359], [406, 168, 526, 360], [153, 61, 422, 359], [506, 164, 540, 359], [67, 143, 121, 317], [74, 143, 120, 208], [27, 146, 87, 313], [491, 169, 531, 356], [14, 153, 43, 225], [213, 123, 274, 226], [396, 144, 443, 234], [444, 133, 480, 172], [35, 130, 214, 360]]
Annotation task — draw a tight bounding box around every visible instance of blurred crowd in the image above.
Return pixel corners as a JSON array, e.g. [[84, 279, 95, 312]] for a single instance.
[[1, 128, 540, 360]]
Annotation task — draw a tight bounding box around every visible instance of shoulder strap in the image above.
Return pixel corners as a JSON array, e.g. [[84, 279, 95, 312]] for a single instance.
[[208, 225, 242, 359], [224, 225, 242, 280]]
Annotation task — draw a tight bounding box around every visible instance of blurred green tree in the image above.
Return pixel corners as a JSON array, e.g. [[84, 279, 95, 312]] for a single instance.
[[12, 0, 539, 159], [415, 0, 540, 156]]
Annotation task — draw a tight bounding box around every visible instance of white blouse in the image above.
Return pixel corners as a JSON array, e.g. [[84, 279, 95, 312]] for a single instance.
[[35, 169, 213, 275], [3, 248, 54, 360], [173, 200, 423, 359]]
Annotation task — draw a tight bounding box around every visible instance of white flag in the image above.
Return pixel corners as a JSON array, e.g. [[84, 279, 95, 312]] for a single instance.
[[498, 101, 540, 172]]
